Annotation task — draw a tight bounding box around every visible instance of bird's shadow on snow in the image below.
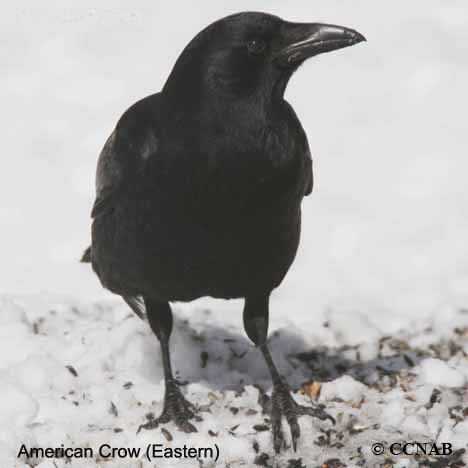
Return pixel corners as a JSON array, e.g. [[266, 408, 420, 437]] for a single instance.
[[291, 345, 425, 387], [140, 312, 425, 393]]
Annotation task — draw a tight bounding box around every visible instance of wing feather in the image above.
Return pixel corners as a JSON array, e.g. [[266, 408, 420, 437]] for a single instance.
[[90, 95, 160, 219]]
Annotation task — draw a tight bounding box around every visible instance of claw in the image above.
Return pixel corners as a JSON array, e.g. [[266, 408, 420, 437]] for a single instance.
[[297, 403, 336, 425], [257, 381, 334, 453], [271, 408, 284, 454], [137, 418, 159, 434], [288, 418, 300, 452], [137, 383, 199, 434], [284, 401, 300, 452], [177, 418, 197, 433]]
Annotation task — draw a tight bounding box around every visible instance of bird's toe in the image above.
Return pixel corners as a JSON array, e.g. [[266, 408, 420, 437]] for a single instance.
[[259, 380, 334, 453], [284, 409, 301, 452], [296, 402, 336, 425], [138, 382, 200, 434], [270, 404, 285, 454]]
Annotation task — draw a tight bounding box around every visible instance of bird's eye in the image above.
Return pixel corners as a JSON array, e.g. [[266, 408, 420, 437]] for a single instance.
[[246, 39, 266, 55]]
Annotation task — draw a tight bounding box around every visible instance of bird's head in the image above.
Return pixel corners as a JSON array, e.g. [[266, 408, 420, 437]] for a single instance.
[[163, 12, 365, 111]]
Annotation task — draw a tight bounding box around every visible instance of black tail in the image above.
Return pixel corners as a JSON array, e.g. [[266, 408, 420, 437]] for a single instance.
[[123, 295, 146, 320], [80, 245, 145, 321], [81, 246, 92, 263]]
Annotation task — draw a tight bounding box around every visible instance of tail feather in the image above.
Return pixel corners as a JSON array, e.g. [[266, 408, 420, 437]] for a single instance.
[[80, 245, 145, 321], [81, 246, 92, 263], [123, 295, 146, 321]]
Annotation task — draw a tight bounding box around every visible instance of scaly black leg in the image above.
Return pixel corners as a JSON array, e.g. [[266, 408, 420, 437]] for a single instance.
[[244, 294, 335, 453], [138, 298, 198, 433]]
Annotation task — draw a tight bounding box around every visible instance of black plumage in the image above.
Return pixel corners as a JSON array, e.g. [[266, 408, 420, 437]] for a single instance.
[[83, 11, 365, 452]]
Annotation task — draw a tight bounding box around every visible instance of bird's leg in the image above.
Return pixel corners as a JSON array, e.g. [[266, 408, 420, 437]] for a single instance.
[[244, 295, 335, 453], [138, 299, 198, 434]]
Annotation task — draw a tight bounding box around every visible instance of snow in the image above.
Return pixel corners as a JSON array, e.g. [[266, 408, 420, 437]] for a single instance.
[[418, 358, 466, 388], [320, 376, 368, 404], [0, 294, 466, 468], [2, 0, 468, 467]]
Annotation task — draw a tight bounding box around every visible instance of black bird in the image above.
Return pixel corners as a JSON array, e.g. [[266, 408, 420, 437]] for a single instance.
[[82, 12, 365, 452]]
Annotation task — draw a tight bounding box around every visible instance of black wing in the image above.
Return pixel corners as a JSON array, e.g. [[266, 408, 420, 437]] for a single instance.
[[91, 94, 161, 219], [304, 150, 313, 196]]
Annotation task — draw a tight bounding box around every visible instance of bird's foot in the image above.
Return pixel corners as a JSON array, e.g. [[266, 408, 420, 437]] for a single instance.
[[258, 380, 335, 453], [138, 380, 200, 434]]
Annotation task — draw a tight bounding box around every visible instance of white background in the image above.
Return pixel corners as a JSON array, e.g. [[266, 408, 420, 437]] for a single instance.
[[2, 0, 468, 317]]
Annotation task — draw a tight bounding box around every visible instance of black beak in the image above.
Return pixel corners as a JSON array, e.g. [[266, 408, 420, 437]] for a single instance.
[[274, 22, 366, 66]]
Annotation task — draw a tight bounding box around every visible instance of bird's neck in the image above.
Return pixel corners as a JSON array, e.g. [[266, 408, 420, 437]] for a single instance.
[[163, 89, 287, 136]]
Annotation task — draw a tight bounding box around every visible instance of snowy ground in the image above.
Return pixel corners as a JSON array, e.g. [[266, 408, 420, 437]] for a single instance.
[[1, 293, 466, 468]]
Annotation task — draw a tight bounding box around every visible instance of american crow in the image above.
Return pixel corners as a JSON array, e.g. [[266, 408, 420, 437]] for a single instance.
[[82, 11, 365, 452]]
